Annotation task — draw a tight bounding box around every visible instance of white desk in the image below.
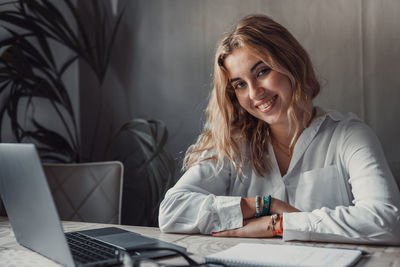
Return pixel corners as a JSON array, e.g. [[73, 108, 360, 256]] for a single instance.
[[0, 216, 399, 266]]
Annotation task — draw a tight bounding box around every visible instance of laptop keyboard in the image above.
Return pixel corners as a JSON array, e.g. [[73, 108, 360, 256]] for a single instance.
[[66, 232, 121, 266]]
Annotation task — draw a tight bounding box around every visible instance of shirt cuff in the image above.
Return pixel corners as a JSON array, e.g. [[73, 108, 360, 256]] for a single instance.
[[215, 196, 243, 231], [282, 212, 322, 241]]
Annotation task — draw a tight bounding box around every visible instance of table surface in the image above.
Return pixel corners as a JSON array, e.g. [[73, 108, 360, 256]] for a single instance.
[[0, 216, 399, 267]]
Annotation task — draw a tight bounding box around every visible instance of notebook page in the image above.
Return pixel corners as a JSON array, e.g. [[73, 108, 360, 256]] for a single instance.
[[205, 243, 362, 267]]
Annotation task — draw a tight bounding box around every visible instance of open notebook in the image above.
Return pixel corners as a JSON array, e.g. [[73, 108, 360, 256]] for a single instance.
[[206, 243, 362, 267]]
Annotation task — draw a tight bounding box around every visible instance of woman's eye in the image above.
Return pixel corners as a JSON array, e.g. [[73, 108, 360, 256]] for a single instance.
[[257, 68, 270, 77], [234, 81, 246, 89]]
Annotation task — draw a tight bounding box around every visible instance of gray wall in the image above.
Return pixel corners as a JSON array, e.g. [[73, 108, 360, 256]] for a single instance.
[[81, 0, 400, 185]]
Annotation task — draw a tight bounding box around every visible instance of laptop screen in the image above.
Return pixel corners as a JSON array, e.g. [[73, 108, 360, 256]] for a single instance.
[[0, 143, 77, 266]]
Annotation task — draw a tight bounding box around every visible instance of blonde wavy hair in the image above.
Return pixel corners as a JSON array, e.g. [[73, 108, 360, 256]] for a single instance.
[[183, 14, 320, 178]]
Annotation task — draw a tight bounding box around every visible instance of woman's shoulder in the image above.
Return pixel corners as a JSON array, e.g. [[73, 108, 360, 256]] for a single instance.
[[317, 107, 361, 123], [317, 107, 379, 146], [316, 107, 369, 131]]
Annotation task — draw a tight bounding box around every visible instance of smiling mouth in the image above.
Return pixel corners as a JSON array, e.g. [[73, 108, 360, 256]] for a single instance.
[[257, 95, 278, 110]]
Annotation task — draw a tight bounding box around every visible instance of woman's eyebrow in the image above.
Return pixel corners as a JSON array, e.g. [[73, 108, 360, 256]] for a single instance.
[[250, 61, 264, 72], [230, 77, 240, 83]]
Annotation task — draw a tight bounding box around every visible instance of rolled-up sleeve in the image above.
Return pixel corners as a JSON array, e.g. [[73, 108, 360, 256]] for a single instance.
[[159, 161, 243, 234], [283, 118, 400, 244]]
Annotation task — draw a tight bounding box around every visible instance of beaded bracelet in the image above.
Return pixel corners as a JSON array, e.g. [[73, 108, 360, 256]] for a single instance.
[[261, 195, 271, 216], [255, 195, 261, 218]]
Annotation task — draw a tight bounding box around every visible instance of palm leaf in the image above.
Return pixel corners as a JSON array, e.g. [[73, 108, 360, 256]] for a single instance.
[[0, 45, 12, 56], [62, 0, 101, 80], [0, 10, 55, 39], [106, 118, 175, 223], [2, 47, 62, 105], [30, 119, 76, 156], [59, 54, 79, 77], [24, 1, 78, 49], [104, 7, 125, 76], [0, 1, 18, 8]]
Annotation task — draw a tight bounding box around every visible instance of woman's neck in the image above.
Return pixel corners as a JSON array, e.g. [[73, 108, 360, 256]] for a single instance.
[[269, 124, 293, 148], [269, 106, 316, 148]]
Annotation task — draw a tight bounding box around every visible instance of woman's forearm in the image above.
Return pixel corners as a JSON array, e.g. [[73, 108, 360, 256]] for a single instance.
[[240, 197, 257, 219], [270, 197, 300, 214]]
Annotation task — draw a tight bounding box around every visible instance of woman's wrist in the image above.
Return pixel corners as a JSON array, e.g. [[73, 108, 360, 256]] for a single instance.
[[272, 214, 283, 236], [242, 196, 297, 221], [261, 195, 271, 216], [269, 197, 300, 214], [241, 196, 274, 219], [241, 197, 257, 219], [255, 195, 261, 218]]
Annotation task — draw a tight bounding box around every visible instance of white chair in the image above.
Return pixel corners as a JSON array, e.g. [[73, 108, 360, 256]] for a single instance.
[[42, 161, 123, 224]]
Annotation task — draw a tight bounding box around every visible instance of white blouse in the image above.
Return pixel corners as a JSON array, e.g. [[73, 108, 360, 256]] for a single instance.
[[159, 108, 400, 244]]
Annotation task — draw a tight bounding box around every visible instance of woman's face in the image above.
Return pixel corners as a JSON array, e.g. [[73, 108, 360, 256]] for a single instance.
[[224, 47, 292, 128]]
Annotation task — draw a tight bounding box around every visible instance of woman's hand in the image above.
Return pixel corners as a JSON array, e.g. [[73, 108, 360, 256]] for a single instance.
[[212, 216, 274, 238], [218, 196, 299, 238]]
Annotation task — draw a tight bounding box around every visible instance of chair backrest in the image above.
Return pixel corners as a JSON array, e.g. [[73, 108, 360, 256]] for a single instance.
[[42, 161, 123, 224]]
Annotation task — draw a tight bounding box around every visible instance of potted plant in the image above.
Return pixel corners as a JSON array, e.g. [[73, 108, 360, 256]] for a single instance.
[[0, 0, 173, 226]]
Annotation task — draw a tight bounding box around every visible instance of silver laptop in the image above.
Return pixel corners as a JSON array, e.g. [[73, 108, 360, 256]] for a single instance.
[[0, 143, 185, 267]]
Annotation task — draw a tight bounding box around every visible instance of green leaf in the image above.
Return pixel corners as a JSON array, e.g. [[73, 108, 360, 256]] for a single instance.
[[1, 46, 33, 78], [107, 118, 174, 209], [35, 28, 56, 70], [4, 29, 51, 69], [0, 1, 18, 8], [62, 0, 96, 71], [31, 0, 80, 50], [29, 119, 76, 158], [0, 45, 12, 57], [0, 10, 54, 38], [104, 7, 125, 76], [59, 54, 79, 77]]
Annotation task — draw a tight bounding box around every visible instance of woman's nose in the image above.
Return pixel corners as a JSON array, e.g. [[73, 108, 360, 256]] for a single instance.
[[248, 81, 264, 99]]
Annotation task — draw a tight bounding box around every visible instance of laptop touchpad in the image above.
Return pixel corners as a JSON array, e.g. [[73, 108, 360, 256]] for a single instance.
[[97, 232, 157, 250], [78, 227, 157, 250]]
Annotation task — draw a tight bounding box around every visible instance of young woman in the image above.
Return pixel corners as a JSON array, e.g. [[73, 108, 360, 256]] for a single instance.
[[158, 14, 400, 244]]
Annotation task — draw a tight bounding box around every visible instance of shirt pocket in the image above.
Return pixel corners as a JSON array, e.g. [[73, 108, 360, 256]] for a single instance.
[[292, 165, 344, 212]]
